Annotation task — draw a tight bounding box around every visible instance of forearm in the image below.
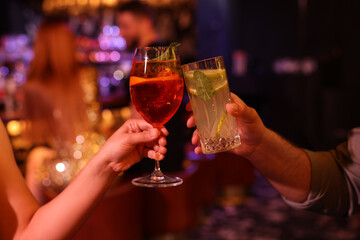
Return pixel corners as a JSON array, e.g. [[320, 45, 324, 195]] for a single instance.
[[21, 154, 117, 240], [247, 128, 311, 202]]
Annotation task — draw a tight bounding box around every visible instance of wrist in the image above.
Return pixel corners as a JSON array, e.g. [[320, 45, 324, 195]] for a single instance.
[[90, 152, 118, 180], [246, 127, 274, 162]]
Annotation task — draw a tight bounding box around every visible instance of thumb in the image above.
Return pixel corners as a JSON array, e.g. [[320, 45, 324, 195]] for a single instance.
[[126, 128, 160, 145], [226, 93, 258, 123]]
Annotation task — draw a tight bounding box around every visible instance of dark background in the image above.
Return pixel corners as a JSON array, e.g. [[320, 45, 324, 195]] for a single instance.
[[197, 0, 360, 150], [2, 0, 360, 151]]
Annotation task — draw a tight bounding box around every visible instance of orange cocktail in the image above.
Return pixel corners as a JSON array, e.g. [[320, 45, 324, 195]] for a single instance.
[[130, 45, 184, 187], [130, 60, 184, 128]]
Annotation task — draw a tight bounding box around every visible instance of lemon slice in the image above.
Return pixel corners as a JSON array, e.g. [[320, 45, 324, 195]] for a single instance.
[[130, 75, 180, 86], [202, 69, 226, 78], [187, 80, 227, 96], [216, 111, 228, 139], [205, 69, 227, 90], [186, 69, 228, 97], [213, 81, 228, 92]]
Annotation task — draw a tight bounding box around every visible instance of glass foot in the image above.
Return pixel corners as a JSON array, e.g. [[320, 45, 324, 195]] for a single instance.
[[132, 174, 183, 188]]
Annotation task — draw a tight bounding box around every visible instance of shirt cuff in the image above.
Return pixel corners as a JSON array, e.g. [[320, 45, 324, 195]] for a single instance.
[[282, 149, 339, 214]]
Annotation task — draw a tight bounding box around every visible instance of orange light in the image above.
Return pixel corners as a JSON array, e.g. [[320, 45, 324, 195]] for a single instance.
[[6, 120, 24, 137]]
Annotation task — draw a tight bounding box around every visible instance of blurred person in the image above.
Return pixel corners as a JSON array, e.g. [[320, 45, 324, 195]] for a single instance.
[[116, 1, 186, 174], [24, 20, 87, 146], [101, 1, 162, 108], [23, 20, 94, 203], [116, 1, 160, 51], [0, 118, 168, 239], [187, 93, 360, 216]]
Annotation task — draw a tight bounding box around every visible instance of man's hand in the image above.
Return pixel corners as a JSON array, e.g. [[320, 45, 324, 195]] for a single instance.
[[98, 119, 168, 172], [187, 93, 267, 158], [186, 93, 311, 203]]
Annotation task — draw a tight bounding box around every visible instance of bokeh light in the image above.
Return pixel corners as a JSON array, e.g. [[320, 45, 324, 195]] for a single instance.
[[110, 51, 121, 61], [99, 76, 110, 87], [76, 135, 85, 144], [0, 66, 10, 76], [6, 120, 25, 137], [55, 162, 66, 173], [113, 69, 124, 81], [73, 150, 83, 159]]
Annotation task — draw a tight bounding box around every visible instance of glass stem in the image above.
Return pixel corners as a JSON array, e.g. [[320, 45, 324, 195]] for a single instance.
[[155, 160, 161, 172], [151, 160, 164, 180]]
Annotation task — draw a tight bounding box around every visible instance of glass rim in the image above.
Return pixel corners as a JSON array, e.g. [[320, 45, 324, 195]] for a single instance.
[[133, 46, 180, 61], [181, 56, 224, 68], [134, 46, 173, 51]]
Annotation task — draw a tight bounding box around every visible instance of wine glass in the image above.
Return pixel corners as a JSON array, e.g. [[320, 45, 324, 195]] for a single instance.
[[130, 46, 184, 187]]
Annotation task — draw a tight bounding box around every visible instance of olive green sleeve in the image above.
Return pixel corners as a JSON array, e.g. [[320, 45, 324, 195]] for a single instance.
[[283, 136, 360, 216]]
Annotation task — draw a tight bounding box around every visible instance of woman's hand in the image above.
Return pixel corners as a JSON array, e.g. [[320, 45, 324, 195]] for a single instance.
[[0, 119, 169, 240], [98, 119, 168, 172], [186, 93, 267, 158]]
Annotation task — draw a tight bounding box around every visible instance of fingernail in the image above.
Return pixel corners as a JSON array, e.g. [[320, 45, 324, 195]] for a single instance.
[[150, 129, 158, 137]]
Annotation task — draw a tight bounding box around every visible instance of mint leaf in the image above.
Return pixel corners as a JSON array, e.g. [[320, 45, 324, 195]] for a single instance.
[[151, 42, 181, 61], [194, 70, 215, 101]]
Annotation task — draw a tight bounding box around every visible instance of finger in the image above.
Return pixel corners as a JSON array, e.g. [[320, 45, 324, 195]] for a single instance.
[[226, 93, 258, 123], [186, 102, 192, 112], [144, 149, 165, 160], [194, 145, 203, 154], [191, 130, 200, 145], [144, 136, 165, 149], [158, 146, 167, 155], [152, 144, 167, 155], [133, 119, 154, 131], [119, 119, 153, 133], [160, 127, 169, 136], [126, 128, 160, 145], [186, 115, 196, 128], [158, 136, 167, 147], [153, 145, 160, 152]]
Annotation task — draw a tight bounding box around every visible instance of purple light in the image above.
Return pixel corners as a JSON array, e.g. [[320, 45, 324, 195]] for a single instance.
[[94, 52, 103, 62], [103, 52, 110, 62], [98, 33, 110, 50], [114, 37, 126, 50], [102, 25, 112, 36], [14, 72, 26, 85], [110, 77, 121, 86], [186, 151, 215, 161], [24, 49, 34, 62], [187, 151, 202, 160], [111, 26, 120, 36], [120, 61, 132, 74], [110, 51, 121, 62], [99, 77, 110, 87], [0, 66, 10, 76], [95, 51, 109, 62], [205, 154, 216, 160], [99, 40, 110, 50], [17, 34, 29, 46], [100, 86, 110, 96], [5, 41, 16, 52]]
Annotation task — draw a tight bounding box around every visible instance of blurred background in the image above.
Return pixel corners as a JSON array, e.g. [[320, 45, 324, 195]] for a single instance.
[[1, 0, 360, 239]]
